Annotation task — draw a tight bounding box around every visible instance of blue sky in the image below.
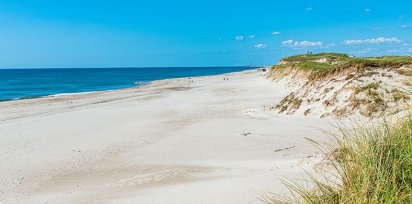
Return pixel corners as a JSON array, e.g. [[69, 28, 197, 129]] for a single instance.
[[0, 0, 411, 68]]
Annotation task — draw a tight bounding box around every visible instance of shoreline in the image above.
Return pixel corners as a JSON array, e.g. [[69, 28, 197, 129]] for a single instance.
[[0, 69, 333, 203], [0, 67, 259, 103], [0, 69, 258, 105]]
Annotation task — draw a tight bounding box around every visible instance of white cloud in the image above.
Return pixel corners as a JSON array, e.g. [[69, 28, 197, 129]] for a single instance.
[[254, 43, 267, 49], [248, 35, 255, 39], [401, 24, 410, 29], [282, 40, 294, 45], [297, 41, 323, 47], [305, 7, 312, 11], [272, 31, 281, 35], [343, 37, 401, 45], [235, 36, 244, 40], [281, 39, 323, 47], [365, 8, 371, 12]]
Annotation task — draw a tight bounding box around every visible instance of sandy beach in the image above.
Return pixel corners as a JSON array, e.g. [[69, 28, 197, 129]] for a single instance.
[[0, 70, 334, 204]]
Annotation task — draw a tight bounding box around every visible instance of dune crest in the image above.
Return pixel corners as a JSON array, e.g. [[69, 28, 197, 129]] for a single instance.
[[267, 53, 412, 118]]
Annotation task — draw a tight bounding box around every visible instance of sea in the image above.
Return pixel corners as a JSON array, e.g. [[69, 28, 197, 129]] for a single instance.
[[0, 66, 257, 101]]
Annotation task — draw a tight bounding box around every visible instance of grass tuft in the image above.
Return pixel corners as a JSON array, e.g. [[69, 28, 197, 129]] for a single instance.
[[273, 113, 412, 204]]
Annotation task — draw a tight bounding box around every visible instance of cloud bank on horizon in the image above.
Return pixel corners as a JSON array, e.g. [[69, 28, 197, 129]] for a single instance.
[[0, 0, 411, 68]]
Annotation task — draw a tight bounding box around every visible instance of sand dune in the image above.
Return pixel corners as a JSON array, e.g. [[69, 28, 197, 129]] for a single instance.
[[0, 70, 334, 204]]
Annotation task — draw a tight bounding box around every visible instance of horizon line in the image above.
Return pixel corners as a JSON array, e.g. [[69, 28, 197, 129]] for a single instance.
[[0, 65, 263, 70]]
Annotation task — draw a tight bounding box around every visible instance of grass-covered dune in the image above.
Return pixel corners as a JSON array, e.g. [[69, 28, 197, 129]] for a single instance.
[[273, 53, 412, 80], [268, 53, 412, 118], [263, 54, 412, 203]]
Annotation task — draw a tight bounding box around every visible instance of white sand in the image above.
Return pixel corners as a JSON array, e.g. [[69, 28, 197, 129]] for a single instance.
[[0, 70, 334, 204]]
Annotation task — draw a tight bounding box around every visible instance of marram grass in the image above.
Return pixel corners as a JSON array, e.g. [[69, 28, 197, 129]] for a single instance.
[[272, 114, 412, 204], [273, 53, 412, 79]]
